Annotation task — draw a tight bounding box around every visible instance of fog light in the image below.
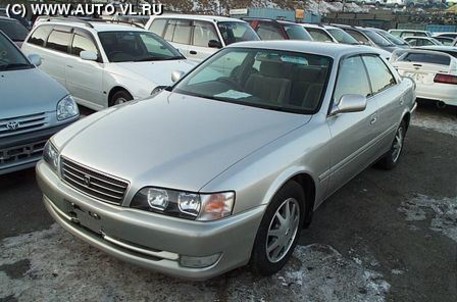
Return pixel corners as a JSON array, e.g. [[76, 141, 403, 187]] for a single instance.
[[180, 253, 221, 268]]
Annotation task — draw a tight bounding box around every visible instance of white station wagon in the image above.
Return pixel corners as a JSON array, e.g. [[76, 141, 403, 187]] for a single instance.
[[37, 41, 416, 280], [22, 19, 196, 110]]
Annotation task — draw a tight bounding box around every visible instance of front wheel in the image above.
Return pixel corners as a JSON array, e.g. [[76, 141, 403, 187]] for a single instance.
[[377, 121, 406, 170], [110, 90, 133, 107], [250, 181, 305, 276]]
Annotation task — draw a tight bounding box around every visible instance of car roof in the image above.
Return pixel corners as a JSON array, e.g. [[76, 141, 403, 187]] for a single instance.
[[227, 40, 380, 59], [37, 20, 146, 32], [152, 14, 245, 23], [415, 45, 457, 51]]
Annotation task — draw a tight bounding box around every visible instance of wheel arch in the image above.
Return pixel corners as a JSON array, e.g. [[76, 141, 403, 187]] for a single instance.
[[108, 86, 132, 106]]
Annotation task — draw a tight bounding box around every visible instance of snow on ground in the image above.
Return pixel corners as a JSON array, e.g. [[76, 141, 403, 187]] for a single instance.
[[399, 194, 457, 243], [0, 224, 390, 301], [411, 107, 457, 137]]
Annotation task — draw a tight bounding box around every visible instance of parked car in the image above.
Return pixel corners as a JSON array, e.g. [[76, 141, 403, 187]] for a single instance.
[[391, 46, 457, 107], [21, 19, 196, 110], [36, 41, 416, 280], [323, 25, 360, 45], [335, 25, 399, 52], [433, 32, 457, 40], [145, 14, 259, 62], [0, 16, 29, 47], [0, 30, 78, 175], [370, 28, 410, 48], [244, 18, 312, 41], [301, 23, 335, 43], [384, 0, 407, 7], [404, 36, 443, 46], [433, 36, 455, 46], [388, 29, 432, 38]]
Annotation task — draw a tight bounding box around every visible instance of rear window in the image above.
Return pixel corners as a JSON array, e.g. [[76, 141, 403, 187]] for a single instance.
[[400, 52, 450, 65]]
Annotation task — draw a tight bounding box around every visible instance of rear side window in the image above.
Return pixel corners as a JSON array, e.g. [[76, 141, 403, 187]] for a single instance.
[[28, 25, 52, 46], [47, 30, 71, 53], [362, 55, 396, 95], [193, 21, 220, 47], [306, 28, 333, 42], [345, 29, 369, 44], [400, 52, 450, 65], [256, 22, 283, 40], [149, 19, 167, 37], [72, 34, 98, 56], [334, 56, 371, 102]]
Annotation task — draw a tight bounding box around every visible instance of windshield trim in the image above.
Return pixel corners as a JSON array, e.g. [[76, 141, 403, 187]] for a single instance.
[[0, 31, 34, 71]]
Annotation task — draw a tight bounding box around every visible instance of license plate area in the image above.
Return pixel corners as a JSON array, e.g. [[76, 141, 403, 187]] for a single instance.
[[65, 200, 102, 234]]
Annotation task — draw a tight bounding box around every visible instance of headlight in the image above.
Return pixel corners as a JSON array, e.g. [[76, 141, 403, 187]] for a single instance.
[[131, 187, 235, 221], [43, 140, 59, 171], [57, 95, 79, 121]]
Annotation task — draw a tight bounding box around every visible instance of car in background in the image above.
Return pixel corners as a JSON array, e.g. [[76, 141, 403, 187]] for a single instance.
[[391, 47, 457, 107], [335, 25, 399, 52], [434, 36, 455, 46], [404, 36, 443, 47], [244, 18, 312, 41], [0, 16, 29, 47], [146, 15, 259, 62], [36, 40, 416, 281], [324, 25, 360, 45], [385, 0, 407, 7], [388, 29, 432, 38], [433, 32, 457, 40], [370, 28, 410, 48], [0, 30, 79, 175], [22, 19, 196, 110], [301, 23, 335, 43]]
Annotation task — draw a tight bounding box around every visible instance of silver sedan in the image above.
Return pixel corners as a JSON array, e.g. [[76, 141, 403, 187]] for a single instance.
[[36, 41, 416, 280]]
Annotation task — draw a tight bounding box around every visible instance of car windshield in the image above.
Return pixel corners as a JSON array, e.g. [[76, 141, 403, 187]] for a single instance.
[[282, 24, 312, 40], [0, 19, 29, 41], [0, 32, 33, 71], [98, 31, 184, 63], [363, 30, 394, 46], [377, 31, 408, 46], [216, 22, 259, 45], [326, 28, 359, 44], [173, 48, 332, 114]]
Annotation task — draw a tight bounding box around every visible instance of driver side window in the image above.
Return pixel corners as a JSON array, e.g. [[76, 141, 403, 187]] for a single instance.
[[333, 56, 371, 104]]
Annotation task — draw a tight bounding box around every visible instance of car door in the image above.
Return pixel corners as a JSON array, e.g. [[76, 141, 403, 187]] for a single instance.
[[325, 55, 380, 196], [65, 29, 104, 109], [163, 19, 193, 59], [188, 20, 220, 61], [361, 54, 403, 158]]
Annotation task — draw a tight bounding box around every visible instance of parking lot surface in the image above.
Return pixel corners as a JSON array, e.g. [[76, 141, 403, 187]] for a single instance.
[[0, 104, 456, 302]]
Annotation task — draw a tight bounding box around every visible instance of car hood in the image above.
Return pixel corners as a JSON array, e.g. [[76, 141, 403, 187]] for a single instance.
[[59, 91, 311, 192], [113, 59, 196, 86], [0, 67, 68, 119]]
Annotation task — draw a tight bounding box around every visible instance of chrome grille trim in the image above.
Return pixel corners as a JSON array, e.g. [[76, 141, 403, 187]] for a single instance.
[[61, 157, 129, 205], [0, 139, 47, 166], [0, 112, 46, 135]]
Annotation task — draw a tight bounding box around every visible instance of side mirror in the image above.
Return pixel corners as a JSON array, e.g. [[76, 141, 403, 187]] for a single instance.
[[28, 54, 42, 66], [171, 70, 185, 83], [208, 39, 222, 49], [330, 94, 367, 116], [80, 50, 98, 61]]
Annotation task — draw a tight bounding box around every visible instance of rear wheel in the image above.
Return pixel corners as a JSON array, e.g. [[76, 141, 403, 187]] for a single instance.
[[377, 121, 406, 170], [110, 90, 133, 107], [250, 181, 305, 276]]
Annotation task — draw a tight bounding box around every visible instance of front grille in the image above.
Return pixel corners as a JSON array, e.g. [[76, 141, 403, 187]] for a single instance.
[[61, 158, 128, 205], [0, 112, 46, 136], [0, 139, 47, 166]]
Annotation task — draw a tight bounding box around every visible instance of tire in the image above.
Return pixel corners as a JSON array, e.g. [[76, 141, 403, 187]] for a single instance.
[[250, 181, 306, 276], [110, 90, 133, 107], [377, 121, 406, 170]]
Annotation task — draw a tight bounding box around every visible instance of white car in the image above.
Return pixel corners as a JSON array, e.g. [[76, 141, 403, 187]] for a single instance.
[[391, 46, 457, 107], [404, 36, 443, 47], [22, 19, 196, 110], [145, 14, 259, 62]]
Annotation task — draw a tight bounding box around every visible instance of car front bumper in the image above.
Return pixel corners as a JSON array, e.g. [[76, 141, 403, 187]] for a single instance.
[[36, 161, 265, 280], [0, 122, 75, 175]]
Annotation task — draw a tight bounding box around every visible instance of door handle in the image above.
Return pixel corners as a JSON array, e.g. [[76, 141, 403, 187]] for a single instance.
[[370, 116, 377, 125], [400, 99, 404, 105], [67, 65, 73, 68], [189, 50, 197, 55]]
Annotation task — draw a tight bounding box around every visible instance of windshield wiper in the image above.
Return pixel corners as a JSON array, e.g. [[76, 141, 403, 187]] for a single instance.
[[0, 63, 33, 70]]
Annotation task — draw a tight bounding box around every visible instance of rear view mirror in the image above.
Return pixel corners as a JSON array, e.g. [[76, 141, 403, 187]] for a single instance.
[[28, 54, 42, 66], [208, 39, 222, 49], [80, 50, 98, 61], [171, 70, 185, 83], [330, 94, 367, 116]]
